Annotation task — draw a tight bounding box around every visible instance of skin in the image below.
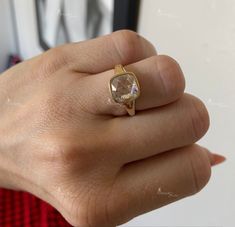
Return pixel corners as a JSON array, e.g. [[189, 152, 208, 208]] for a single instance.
[[0, 30, 225, 227]]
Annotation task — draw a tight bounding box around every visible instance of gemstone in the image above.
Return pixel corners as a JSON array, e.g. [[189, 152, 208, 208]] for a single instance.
[[110, 73, 140, 103]]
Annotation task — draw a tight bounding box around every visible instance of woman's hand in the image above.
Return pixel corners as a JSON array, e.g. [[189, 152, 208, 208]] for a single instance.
[[0, 30, 224, 227]]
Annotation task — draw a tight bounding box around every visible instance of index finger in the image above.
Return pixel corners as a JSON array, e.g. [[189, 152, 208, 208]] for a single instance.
[[52, 30, 157, 74]]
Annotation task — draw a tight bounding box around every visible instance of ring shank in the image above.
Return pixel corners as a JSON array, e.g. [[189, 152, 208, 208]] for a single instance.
[[115, 64, 126, 74], [125, 101, 136, 116]]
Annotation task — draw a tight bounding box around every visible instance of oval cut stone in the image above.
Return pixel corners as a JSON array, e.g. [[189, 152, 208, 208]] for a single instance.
[[110, 74, 140, 103]]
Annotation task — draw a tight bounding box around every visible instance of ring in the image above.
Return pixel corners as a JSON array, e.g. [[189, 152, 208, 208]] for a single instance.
[[109, 64, 140, 116]]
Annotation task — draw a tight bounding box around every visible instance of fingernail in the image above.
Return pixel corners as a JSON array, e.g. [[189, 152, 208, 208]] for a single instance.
[[211, 153, 226, 166]]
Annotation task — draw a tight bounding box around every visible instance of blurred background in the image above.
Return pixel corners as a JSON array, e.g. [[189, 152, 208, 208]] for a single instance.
[[0, 0, 140, 69], [0, 0, 234, 226]]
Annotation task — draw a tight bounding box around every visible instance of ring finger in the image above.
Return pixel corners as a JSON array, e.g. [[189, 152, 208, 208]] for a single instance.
[[75, 55, 185, 116]]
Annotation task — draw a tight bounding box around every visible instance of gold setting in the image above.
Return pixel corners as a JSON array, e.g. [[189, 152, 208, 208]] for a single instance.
[[109, 65, 140, 116]]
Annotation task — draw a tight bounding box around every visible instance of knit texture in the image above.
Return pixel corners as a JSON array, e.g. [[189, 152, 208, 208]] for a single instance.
[[0, 188, 71, 227]]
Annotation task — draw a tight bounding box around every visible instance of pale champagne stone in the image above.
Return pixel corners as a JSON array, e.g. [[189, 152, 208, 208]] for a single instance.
[[110, 74, 139, 103]]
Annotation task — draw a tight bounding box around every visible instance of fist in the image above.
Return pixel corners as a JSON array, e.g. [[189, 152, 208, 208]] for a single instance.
[[0, 30, 219, 227]]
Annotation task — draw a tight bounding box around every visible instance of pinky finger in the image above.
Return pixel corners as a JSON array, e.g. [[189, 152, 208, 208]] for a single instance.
[[106, 144, 225, 226]]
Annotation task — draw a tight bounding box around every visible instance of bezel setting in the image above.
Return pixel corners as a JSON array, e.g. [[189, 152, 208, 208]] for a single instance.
[[109, 72, 140, 104]]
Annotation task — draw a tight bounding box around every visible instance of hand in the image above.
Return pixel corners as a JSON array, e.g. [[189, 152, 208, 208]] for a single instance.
[[0, 30, 224, 227]]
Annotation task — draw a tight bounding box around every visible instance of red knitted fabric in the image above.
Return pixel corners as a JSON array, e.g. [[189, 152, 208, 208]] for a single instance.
[[0, 188, 72, 227]]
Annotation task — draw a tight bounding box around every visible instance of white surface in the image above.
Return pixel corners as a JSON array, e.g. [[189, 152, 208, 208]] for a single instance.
[[0, 0, 16, 72], [13, 0, 113, 59], [121, 0, 234, 226], [13, 0, 42, 60]]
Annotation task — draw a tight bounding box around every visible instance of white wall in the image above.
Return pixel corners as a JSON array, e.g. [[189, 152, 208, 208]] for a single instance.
[[13, 0, 42, 60], [12, 0, 113, 60], [0, 0, 16, 72], [122, 0, 235, 226]]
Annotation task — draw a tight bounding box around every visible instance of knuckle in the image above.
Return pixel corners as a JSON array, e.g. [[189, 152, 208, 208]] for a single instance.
[[38, 46, 68, 75], [38, 138, 74, 163], [42, 140, 99, 175], [157, 55, 185, 98], [45, 46, 67, 60], [117, 29, 139, 44], [187, 95, 210, 141], [187, 146, 212, 194], [37, 136, 89, 169], [112, 30, 142, 62]]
